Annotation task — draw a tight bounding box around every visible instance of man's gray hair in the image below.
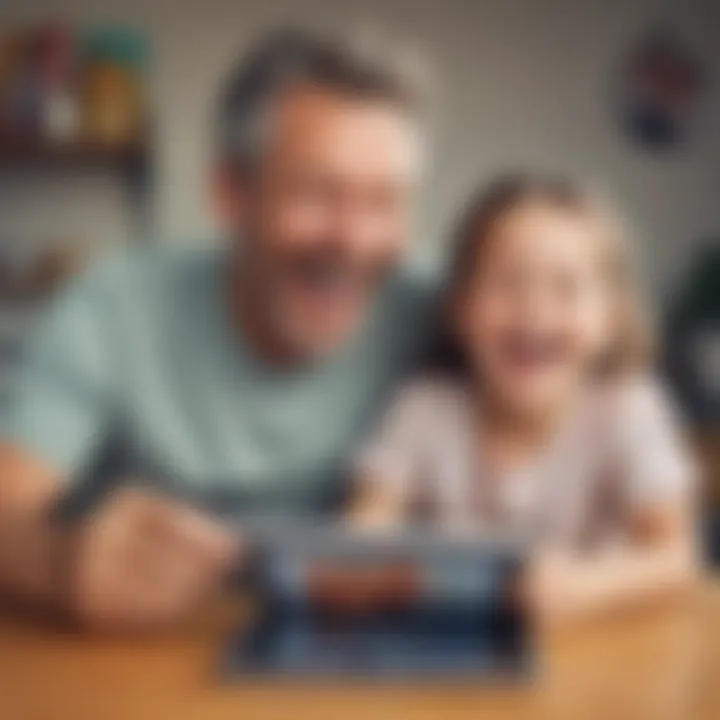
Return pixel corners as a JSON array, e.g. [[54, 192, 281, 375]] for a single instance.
[[216, 28, 430, 171]]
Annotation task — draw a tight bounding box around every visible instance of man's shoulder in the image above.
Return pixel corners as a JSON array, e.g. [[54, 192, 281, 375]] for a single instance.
[[382, 259, 441, 323], [71, 244, 222, 303], [367, 260, 441, 368]]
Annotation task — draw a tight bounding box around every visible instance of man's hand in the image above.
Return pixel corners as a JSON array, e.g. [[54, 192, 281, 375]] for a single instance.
[[64, 488, 240, 629]]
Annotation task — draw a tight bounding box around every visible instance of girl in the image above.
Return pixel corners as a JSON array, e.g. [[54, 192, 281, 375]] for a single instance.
[[350, 174, 697, 624]]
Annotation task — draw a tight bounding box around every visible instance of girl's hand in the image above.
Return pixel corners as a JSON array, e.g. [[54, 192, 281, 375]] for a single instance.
[[346, 475, 405, 530], [526, 549, 585, 628], [526, 520, 697, 629]]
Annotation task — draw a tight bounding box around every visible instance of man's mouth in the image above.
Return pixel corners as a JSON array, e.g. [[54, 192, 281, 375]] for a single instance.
[[500, 332, 568, 371], [288, 256, 379, 307]]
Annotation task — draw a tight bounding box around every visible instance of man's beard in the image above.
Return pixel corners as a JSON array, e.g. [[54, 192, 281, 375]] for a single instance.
[[229, 245, 392, 365]]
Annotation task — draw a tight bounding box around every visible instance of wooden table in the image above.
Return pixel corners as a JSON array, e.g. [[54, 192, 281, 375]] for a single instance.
[[1, 581, 718, 720]]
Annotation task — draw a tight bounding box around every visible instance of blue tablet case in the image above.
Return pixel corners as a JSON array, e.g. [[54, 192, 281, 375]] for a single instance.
[[225, 525, 532, 679]]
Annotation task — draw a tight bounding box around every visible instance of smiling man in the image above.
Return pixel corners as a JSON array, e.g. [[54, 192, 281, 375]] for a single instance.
[[0, 30, 434, 627]]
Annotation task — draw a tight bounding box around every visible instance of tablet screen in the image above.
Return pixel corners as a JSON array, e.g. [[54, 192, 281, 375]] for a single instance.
[[226, 527, 532, 678]]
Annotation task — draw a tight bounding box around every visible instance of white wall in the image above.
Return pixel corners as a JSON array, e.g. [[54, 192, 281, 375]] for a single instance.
[[1, 0, 719, 299]]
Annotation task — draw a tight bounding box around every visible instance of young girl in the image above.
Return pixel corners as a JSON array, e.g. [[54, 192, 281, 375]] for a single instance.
[[350, 174, 697, 624]]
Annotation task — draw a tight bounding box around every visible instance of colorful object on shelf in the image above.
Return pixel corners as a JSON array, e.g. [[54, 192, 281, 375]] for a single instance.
[[619, 26, 704, 151], [36, 23, 80, 143], [81, 28, 150, 147], [0, 32, 41, 138], [0, 23, 149, 151]]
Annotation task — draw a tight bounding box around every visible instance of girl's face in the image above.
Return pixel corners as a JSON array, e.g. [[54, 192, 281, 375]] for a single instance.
[[456, 201, 613, 419]]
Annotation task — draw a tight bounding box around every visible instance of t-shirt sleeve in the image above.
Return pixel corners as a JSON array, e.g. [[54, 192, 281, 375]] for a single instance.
[[614, 376, 696, 510], [3, 268, 119, 482], [353, 382, 436, 498]]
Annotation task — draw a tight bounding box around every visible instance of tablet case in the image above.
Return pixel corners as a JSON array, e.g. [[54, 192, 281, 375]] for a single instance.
[[225, 525, 532, 679]]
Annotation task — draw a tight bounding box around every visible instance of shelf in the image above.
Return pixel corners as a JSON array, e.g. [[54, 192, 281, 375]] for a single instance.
[[0, 136, 148, 172], [0, 133, 153, 235]]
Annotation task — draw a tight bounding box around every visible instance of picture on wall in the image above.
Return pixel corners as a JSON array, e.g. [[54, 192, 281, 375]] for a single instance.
[[619, 25, 704, 151]]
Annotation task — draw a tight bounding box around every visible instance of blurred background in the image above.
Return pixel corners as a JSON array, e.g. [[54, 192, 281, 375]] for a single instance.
[[0, 0, 717, 554]]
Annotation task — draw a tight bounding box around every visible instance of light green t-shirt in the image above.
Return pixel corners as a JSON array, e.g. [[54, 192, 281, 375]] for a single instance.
[[4, 248, 434, 516]]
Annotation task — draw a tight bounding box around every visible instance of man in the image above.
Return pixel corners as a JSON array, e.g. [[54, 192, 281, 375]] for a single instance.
[[0, 30, 434, 628]]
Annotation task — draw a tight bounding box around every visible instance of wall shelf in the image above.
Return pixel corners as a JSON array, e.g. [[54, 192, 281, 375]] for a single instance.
[[0, 134, 153, 236], [0, 136, 148, 171]]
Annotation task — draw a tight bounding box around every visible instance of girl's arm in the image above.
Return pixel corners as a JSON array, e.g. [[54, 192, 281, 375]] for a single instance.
[[346, 380, 443, 531], [347, 473, 407, 529], [531, 499, 697, 626], [532, 378, 699, 625]]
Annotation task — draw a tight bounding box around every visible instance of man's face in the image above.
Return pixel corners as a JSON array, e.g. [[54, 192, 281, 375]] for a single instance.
[[217, 86, 424, 361]]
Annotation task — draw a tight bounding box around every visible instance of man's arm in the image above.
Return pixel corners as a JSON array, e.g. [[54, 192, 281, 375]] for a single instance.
[[0, 260, 240, 627], [0, 441, 241, 627], [0, 443, 64, 605]]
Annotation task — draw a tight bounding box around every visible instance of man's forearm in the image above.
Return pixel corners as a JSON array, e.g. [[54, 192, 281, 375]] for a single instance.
[[0, 512, 65, 604], [0, 443, 66, 606]]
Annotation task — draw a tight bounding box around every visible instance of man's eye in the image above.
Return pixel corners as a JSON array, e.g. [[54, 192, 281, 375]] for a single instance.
[[365, 188, 406, 214], [293, 184, 326, 201], [287, 177, 334, 201]]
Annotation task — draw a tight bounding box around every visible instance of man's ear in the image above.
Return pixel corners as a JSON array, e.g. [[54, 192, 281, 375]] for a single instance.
[[209, 162, 248, 230]]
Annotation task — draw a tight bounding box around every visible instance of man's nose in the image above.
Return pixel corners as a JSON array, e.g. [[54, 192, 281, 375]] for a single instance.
[[329, 207, 393, 262]]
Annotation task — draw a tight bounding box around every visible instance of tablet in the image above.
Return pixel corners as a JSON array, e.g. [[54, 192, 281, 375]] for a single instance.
[[225, 524, 533, 679]]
